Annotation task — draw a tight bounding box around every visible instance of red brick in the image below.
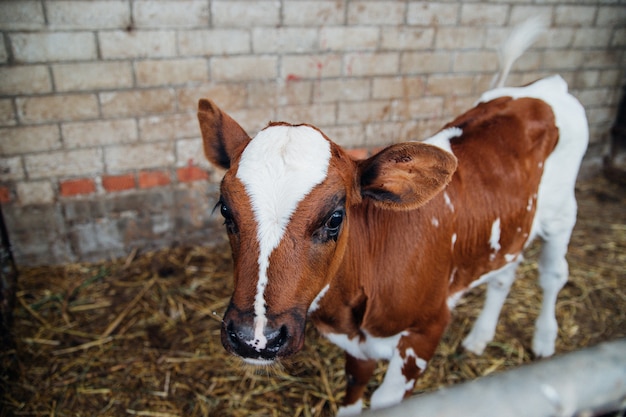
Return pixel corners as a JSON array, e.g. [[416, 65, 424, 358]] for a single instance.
[[0, 186, 11, 203], [138, 170, 170, 189], [60, 178, 96, 196], [345, 147, 369, 160], [102, 174, 136, 192], [177, 165, 209, 183]]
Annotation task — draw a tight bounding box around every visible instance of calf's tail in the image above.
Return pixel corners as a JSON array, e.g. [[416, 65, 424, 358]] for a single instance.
[[492, 16, 548, 89]]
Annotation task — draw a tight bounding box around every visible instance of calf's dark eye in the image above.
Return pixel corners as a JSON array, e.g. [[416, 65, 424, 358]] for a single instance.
[[325, 209, 344, 241]]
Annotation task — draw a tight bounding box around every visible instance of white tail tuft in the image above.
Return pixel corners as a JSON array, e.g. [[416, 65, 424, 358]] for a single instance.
[[492, 17, 548, 89]]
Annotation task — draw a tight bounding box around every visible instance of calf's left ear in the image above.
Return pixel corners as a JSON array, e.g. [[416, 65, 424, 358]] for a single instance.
[[197, 99, 251, 170], [358, 142, 458, 210]]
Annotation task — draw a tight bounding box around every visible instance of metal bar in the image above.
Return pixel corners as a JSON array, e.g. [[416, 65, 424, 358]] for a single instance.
[[364, 339, 626, 417]]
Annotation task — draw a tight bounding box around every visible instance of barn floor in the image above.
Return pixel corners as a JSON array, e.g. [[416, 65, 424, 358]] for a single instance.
[[1, 176, 625, 417]]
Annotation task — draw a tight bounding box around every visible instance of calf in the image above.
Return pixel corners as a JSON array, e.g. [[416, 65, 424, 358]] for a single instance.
[[197, 31, 588, 417]]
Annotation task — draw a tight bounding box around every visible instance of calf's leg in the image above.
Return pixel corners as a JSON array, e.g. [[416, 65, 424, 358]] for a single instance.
[[462, 260, 521, 354], [337, 354, 376, 416], [369, 326, 444, 411]]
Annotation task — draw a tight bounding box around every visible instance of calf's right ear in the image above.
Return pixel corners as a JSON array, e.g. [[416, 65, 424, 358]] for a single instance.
[[197, 99, 251, 169]]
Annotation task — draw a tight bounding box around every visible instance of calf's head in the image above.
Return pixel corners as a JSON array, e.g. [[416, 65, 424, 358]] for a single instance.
[[198, 99, 457, 364]]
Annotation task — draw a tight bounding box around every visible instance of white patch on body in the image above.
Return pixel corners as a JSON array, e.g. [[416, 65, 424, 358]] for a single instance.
[[527, 196, 534, 211], [308, 284, 330, 314], [337, 399, 363, 416], [504, 253, 518, 262], [236, 125, 331, 351], [447, 290, 465, 310], [422, 127, 462, 154], [451, 233, 457, 251], [431, 217, 439, 227], [325, 331, 405, 362], [443, 191, 454, 212], [489, 218, 501, 261]]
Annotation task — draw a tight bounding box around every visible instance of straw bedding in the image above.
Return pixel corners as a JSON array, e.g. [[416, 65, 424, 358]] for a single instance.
[[2, 176, 625, 416]]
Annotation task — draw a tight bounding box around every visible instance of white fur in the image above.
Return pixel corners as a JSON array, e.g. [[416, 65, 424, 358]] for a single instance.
[[337, 399, 363, 416], [422, 127, 462, 153], [308, 284, 330, 314], [489, 217, 501, 261], [443, 191, 454, 212], [325, 331, 404, 362], [237, 125, 331, 351]]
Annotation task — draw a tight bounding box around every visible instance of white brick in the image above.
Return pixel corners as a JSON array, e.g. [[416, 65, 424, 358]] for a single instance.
[[555, 5, 597, 27], [0, 125, 61, 155], [17, 94, 99, 123], [47, 1, 130, 29], [453, 51, 498, 73], [426, 75, 473, 96], [253, 28, 318, 53], [510, 5, 554, 26], [401, 52, 451, 75], [0, 41, 7, 63], [283, 1, 345, 26], [0, 157, 24, 181], [542, 50, 586, 71], [276, 103, 336, 126], [321, 124, 364, 148], [348, 2, 405, 25], [177, 83, 247, 112], [211, 56, 277, 81], [0, 1, 45, 30], [320, 27, 379, 51], [105, 142, 175, 172], [62, 119, 138, 148], [139, 113, 198, 142], [281, 54, 342, 79], [99, 30, 176, 59], [53, 62, 133, 91], [176, 138, 209, 168], [541, 28, 575, 49], [345, 52, 399, 76], [597, 6, 626, 26], [407, 2, 459, 26], [338, 100, 393, 124], [11, 32, 97, 63], [572, 28, 613, 48], [460, 4, 508, 26], [314, 79, 370, 103], [372, 76, 425, 99], [25, 148, 103, 179], [133, 0, 209, 28], [212, 1, 280, 28], [17, 180, 55, 205], [0, 100, 16, 127], [248, 80, 313, 108], [381, 28, 434, 50], [365, 121, 421, 147], [0, 66, 52, 95], [435, 27, 485, 49], [100, 89, 177, 117], [393, 97, 445, 121], [178, 29, 250, 56], [135, 59, 208, 87]]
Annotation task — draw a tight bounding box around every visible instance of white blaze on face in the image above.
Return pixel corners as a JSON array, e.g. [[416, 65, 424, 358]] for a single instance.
[[236, 124, 331, 351]]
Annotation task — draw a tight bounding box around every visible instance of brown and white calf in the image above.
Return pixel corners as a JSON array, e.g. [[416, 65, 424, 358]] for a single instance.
[[197, 35, 588, 417]]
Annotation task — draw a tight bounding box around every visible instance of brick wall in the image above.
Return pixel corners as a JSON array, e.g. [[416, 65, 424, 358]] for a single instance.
[[0, 1, 624, 265]]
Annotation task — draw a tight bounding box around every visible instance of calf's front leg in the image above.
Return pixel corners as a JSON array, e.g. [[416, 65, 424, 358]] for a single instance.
[[369, 330, 440, 411], [337, 354, 376, 416]]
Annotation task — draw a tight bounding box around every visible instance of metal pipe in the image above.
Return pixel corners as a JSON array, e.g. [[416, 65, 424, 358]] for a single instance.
[[364, 339, 626, 417]]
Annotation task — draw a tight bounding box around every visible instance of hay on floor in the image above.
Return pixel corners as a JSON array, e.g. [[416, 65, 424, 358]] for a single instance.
[[1, 176, 625, 417]]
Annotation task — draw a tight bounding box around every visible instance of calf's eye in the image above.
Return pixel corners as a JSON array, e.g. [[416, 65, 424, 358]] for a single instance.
[[325, 209, 344, 240]]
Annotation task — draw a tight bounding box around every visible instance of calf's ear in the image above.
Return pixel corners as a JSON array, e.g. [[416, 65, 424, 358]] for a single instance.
[[358, 142, 457, 210], [197, 99, 251, 169]]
